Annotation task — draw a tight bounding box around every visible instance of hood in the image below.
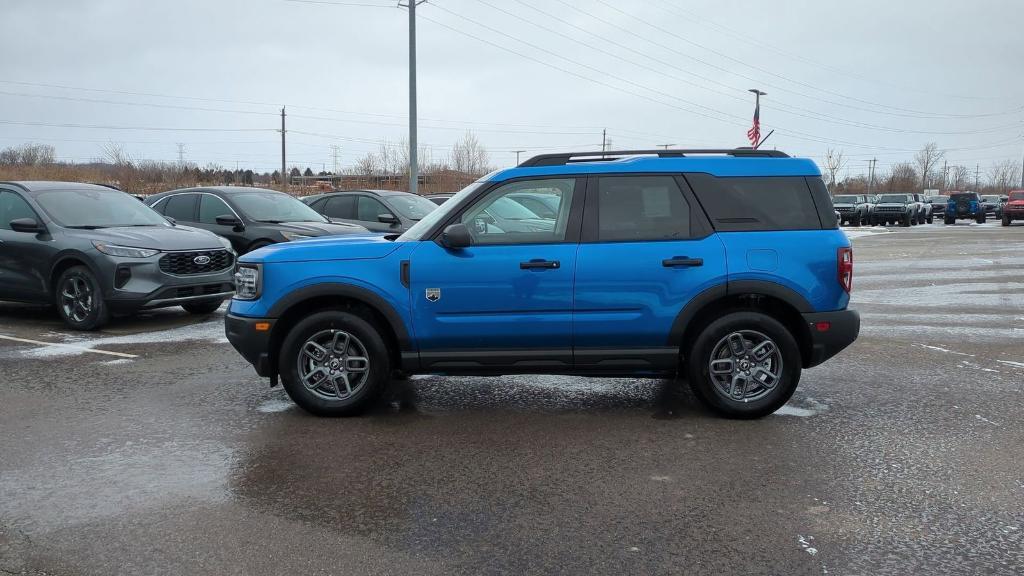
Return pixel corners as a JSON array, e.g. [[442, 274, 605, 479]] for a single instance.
[[878, 202, 910, 207], [271, 221, 368, 236], [241, 233, 401, 263], [64, 224, 224, 250], [1006, 199, 1024, 207], [833, 202, 854, 208]]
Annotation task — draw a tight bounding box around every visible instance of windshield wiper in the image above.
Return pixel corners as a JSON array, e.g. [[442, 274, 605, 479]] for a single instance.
[[254, 219, 286, 224], [65, 225, 107, 229]]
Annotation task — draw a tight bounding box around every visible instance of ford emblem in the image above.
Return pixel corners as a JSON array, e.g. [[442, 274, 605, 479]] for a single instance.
[[193, 255, 212, 266]]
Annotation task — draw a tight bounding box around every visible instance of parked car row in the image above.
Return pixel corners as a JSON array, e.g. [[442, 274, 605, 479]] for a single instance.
[[0, 182, 389, 330], [835, 191, 1021, 227]]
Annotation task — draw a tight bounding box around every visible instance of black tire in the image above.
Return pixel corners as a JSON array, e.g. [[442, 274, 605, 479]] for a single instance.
[[54, 265, 109, 331], [901, 215, 911, 227], [927, 214, 933, 224], [944, 215, 954, 225], [1002, 215, 1010, 227], [245, 240, 274, 255], [685, 311, 801, 419], [977, 212, 986, 224], [181, 298, 225, 315], [862, 214, 871, 226], [279, 310, 391, 416]]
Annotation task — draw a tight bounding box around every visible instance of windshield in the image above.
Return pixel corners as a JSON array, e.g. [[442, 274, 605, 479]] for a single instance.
[[927, 196, 947, 202], [879, 194, 911, 203], [833, 195, 858, 203], [1009, 192, 1024, 201], [488, 197, 542, 220], [398, 181, 486, 241], [950, 193, 975, 201], [34, 188, 170, 228], [231, 191, 327, 223], [386, 194, 437, 220], [981, 195, 1000, 202]]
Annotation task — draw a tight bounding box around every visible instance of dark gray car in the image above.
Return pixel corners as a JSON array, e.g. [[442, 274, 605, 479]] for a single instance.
[[302, 189, 437, 233], [145, 186, 368, 254], [0, 181, 236, 330]]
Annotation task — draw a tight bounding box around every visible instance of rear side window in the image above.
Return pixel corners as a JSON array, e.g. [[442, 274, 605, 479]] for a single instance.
[[950, 193, 976, 201], [687, 174, 827, 231], [596, 175, 690, 241], [162, 194, 197, 222], [324, 195, 355, 219]]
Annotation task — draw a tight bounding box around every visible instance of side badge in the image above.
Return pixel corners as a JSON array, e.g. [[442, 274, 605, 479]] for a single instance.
[[425, 288, 441, 302]]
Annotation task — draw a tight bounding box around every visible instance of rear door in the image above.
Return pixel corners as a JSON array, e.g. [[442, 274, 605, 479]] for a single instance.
[[573, 174, 726, 370], [0, 190, 51, 300]]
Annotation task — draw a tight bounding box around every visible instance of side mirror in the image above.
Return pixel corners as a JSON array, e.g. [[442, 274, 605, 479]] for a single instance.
[[215, 214, 244, 230], [9, 218, 44, 234], [377, 213, 400, 225], [441, 223, 472, 249]]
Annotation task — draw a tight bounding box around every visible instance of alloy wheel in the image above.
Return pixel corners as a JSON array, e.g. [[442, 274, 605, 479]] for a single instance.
[[296, 329, 371, 401], [707, 330, 783, 403], [60, 277, 94, 323]]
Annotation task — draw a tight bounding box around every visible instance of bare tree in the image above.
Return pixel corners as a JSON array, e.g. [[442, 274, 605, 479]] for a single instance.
[[450, 131, 491, 176], [352, 151, 381, 176], [913, 142, 944, 189], [823, 148, 846, 192], [100, 142, 134, 167], [886, 163, 918, 192], [950, 165, 970, 191], [986, 159, 1022, 194]]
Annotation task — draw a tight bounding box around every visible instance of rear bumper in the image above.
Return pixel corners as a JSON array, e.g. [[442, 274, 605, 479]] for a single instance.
[[225, 313, 276, 377], [802, 309, 860, 368]]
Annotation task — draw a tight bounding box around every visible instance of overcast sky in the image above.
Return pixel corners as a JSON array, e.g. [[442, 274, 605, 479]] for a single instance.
[[1, 0, 1021, 175]]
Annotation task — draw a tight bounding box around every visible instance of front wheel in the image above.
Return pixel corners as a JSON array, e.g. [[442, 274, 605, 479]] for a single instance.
[[927, 214, 934, 224], [181, 298, 225, 315], [977, 212, 986, 224], [685, 311, 801, 419], [944, 215, 954, 225], [279, 310, 390, 416], [1002, 215, 1011, 226], [55, 266, 109, 330], [901, 215, 912, 227]]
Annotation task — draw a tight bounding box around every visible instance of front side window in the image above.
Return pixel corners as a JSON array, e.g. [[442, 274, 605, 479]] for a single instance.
[[460, 178, 575, 245], [596, 176, 690, 241], [198, 194, 234, 224], [398, 180, 486, 241], [0, 191, 37, 230], [35, 189, 170, 228], [356, 196, 392, 222]]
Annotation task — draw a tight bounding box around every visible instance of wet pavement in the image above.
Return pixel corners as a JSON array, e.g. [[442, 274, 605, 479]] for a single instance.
[[1, 222, 1023, 575]]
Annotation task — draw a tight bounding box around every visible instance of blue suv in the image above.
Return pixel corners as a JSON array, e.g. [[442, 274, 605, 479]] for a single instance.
[[225, 149, 859, 419]]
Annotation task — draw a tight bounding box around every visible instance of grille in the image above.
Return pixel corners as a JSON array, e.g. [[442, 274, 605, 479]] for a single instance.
[[876, 206, 903, 212], [159, 249, 234, 276], [836, 206, 854, 212]]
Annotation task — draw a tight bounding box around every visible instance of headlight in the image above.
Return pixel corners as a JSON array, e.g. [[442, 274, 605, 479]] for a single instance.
[[234, 264, 261, 300], [281, 231, 313, 242], [92, 242, 159, 258]]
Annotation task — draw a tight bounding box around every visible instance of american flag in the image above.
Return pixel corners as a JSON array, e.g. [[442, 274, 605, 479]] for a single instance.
[[746, 98, 761, 146]]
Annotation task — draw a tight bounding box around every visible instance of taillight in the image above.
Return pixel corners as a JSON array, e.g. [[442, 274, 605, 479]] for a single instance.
[[838, 247, 853, 293]]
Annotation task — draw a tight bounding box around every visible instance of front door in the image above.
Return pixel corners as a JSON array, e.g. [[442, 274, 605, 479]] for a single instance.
[[0, 190, 50, 301], [409, 177, 583, 371], [573, 174, 726, 371]]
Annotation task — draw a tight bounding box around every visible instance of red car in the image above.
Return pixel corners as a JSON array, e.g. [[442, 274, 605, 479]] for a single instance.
[[1003, 190, 1024, 226]]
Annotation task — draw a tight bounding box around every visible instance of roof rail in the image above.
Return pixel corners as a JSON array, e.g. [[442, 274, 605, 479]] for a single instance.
[[518, 148, 789, 167]]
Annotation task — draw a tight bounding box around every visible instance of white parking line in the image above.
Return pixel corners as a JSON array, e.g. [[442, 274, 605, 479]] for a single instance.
[[0, 335, 139, 359]]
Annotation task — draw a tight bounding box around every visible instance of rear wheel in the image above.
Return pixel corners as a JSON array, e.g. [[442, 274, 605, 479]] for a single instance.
[[181, 298, 225, 315], [944, 215, 954, 225], [1003, 214, 1011, 226], [685, 311, 801, 419], [279, 310, 390, 416], [977, 212, 986, 224], [901, 215, 912, 227], [55, 266, 109, 331]]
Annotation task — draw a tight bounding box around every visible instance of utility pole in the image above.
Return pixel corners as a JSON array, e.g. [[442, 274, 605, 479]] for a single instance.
[[513, 150, 526, 165], [942, 159, 948, 190], [176, 143, 185, 166], [330, 144, 340, 174], [280, 107, 287, 191], [401, 0, 426, 195], [748, 89, 767, 147], [1020, 145, 1024, 188], [975, 164, 980, 191], [657, 144, 675, 150], [867, 158, 876, 194], [601, 129, 607, 152]]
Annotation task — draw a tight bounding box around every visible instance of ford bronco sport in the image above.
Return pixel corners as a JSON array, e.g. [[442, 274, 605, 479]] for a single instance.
[[225, 149, 860, 419]]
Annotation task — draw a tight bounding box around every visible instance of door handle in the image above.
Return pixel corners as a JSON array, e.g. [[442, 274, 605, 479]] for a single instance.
[[520, 259, 560, 270], [662, 257, 703, 267]]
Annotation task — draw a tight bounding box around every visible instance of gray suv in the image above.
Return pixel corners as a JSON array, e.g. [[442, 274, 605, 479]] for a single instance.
[[0, 181, 236, 330]]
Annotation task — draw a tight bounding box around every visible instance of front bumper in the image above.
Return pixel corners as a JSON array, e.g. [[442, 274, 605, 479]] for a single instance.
[[801, 309, 860, 368], [100, 249, 236, 312], [225, 313, 276, 377]]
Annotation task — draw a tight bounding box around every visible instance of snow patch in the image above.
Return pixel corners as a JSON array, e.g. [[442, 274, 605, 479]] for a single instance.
[[17, 315, 227, 358], [975, 414, 1000, 426], [997, 360, 1024, 369], [256, 398, 294, 414], [100, 358, 133, 366], [912, 343, 974, 357], [798, 535, 818, 556]]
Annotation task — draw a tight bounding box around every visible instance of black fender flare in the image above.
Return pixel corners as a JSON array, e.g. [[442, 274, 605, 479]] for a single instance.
[[267, 282, 413, 351], [667, 280, 813, 348], [48, 251, 104, 294]]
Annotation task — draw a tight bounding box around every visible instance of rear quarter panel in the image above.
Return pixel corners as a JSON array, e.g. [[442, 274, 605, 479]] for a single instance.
[[719, 229, 851, 312]]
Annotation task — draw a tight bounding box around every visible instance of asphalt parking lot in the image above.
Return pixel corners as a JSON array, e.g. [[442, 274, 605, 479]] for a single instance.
[[1, 222, 1022, 575]]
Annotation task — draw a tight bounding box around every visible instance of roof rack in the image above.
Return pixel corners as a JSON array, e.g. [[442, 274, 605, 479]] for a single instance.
[[518, 148, 789, 167]]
